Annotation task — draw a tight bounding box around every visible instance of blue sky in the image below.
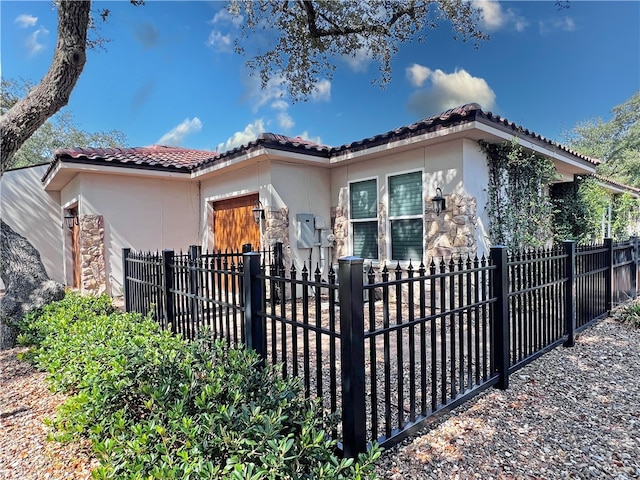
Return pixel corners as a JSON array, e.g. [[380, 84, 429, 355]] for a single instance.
[[2, 1, 639, 153]]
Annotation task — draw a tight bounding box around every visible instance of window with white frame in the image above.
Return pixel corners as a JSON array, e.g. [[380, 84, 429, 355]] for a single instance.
[[350, 178, 378, 260], [388, 171, 424, 261]]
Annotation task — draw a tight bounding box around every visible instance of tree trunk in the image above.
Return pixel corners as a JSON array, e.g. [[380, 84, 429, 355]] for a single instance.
[[0, 1, 91, 170], [0, 1, 90, 348], [0, 219, 65, 349]]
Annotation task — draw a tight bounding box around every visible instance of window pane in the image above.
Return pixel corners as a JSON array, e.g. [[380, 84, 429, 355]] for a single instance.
[[389, 172, 422, 217], [353, 221, 378, 259], [351, 179, 377, 219], [391, 219, 423, 261]]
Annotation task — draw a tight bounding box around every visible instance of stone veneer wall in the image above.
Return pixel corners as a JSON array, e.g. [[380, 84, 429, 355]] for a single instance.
[[262, 206, 290, 266], [332, 190, 478, 265], [425, 193, 478, 261], [78, 214, 107, 295]]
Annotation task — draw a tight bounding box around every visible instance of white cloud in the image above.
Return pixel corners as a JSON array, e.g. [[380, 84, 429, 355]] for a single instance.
[[271, 99, 289, 111], [15, 14, 37, 28], [406, 64, 432, 88], [539, 16, 576, 36], [278, 112, 294, 130], [474, 0, 528, 32], [297, 131, 323, 145], [342, 47, 373, 73], [25, 26, 49, 56], [246, 75, 287, 112], [406, 66, 496, 117], [217, 119, 266, 153], [157, 117, 202, 145], [311, 79, 331, 102], [243, 75, 328, 135], [206, 30, 232, 52], [209, 9, 243, 28], [206, 8, 242, 52]]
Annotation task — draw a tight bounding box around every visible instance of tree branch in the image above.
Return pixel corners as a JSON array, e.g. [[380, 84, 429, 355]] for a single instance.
[[0, 1, 91, 171]]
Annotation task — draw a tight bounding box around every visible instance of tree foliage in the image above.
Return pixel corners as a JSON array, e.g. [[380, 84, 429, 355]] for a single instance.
[[230, 0, 488, 100], [563, 91, 640, 188], [550, 176, 608, 244], [1, 79, 127, 170], [480, 139, 557, 250]]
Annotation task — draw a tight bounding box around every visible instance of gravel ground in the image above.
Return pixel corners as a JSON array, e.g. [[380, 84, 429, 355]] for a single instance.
[[1, 316, 638, 479], [0, 348, 98, 480], [375, 317, 640, 479]]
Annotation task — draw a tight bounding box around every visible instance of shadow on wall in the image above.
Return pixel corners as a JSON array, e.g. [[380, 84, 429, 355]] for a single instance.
[[1, 165, 65, 287]]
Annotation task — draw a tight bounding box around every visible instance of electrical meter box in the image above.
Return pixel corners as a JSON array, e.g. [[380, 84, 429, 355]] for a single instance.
[[320, 230, 335, 247], [296, 213, 315, 248]]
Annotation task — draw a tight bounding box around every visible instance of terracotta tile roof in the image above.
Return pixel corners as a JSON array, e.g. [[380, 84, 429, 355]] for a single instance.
[[592, 173, 640, 196], [43, 104, 599, 184], [54, 145, 217, 169], [193, 133, 330, 169], [330, 103, 600, 166]]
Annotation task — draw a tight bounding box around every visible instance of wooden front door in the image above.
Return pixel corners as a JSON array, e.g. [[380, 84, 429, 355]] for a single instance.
[[212, 195, 260, 252]]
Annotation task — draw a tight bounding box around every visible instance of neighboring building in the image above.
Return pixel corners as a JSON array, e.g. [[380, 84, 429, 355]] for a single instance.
[[2, 104, 618, 297]]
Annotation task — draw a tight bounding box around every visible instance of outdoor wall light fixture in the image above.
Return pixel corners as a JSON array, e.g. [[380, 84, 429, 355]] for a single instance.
[[432, 187, 446, 216], [252, 200, 265, 225], [64, 213, 79, 230]]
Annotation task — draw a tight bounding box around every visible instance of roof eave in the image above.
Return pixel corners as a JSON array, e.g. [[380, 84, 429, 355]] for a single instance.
[[473, 117, 599, 174], [42, 157, 192, 191]]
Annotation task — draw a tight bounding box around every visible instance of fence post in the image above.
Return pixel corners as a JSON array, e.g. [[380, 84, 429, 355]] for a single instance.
[[122, 248, 131, 312], [188, 245, 202, 337], [490, 246, 510, 390], [604, 238, 614, 312], [243, 252, 266, 362], [631, 236, 638, 300], [338, 256, 367, 457], [563, 241, 577, 347], [162, 249, 176, 333]]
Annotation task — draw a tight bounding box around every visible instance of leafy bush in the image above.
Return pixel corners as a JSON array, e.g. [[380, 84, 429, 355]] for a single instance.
[[613, 299, 640, 328], [18, 293, 380, 479]]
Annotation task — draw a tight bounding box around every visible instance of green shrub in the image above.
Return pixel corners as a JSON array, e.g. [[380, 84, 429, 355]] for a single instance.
[[614, 300, 640, 328], [19, 293, 380, 479]]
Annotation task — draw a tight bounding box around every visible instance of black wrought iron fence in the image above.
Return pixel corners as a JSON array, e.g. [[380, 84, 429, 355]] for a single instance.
[[122, 236, 639, 458], [507, 245, 568, 371]]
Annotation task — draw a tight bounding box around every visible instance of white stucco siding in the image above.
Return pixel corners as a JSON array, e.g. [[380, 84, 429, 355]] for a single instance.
[[270, 161, 332, 271], [199, 160, 333, 272], [199, 163, 264, 251], [331, 142, 463, 199], [61, 173, 199, 295], [330, 141, 465, 260], [462, 139, 491, 256], [0, 165, 64, 289]]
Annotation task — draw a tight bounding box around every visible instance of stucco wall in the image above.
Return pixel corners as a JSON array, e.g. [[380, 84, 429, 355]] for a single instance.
[[199, 160, 332, 274], [200, 163, 263, 251], [329, 140, 475, 264], [0, 165, 64, 290], [462, 139, 491, 256], [60, 172, 199, 296], [269, 161, 332, 272]]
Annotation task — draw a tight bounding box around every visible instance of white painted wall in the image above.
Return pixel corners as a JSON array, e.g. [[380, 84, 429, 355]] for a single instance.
[[199, 160, 333, 273], [270, 161, 332, 272], [330, 141, 466, 262], [199, 162, 263, 251], [0, 165, 64, 290], [60, 172, 199, 296], [462, 139, 491, 256]]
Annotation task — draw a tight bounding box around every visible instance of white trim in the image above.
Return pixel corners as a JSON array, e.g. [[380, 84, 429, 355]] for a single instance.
[[472, 120, 598, 173]]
